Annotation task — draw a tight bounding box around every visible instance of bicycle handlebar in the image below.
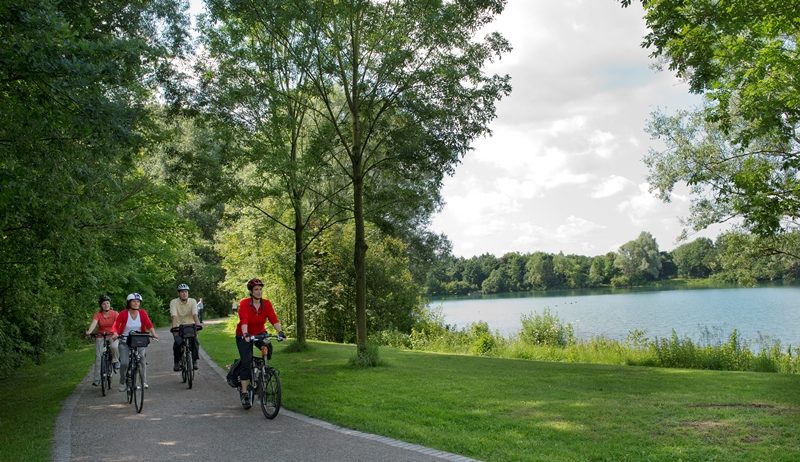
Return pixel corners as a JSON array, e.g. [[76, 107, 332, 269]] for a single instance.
[[246, 332, 284, 342], [87, 332, 114, 338], [170, 324, 204, 334]]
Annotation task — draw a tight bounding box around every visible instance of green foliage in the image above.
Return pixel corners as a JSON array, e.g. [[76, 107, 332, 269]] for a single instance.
[[672, 237, 717, 278], [614, 231, 662, 284], [623, 0, 800, 237], [0, 0, 189, 377], [383, 306, 800, 375], [519, 309, 576, 348], [348, 339, 384, 368]]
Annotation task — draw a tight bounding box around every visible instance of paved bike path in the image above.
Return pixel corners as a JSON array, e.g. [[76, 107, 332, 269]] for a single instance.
[[54, 326, 480, 462]]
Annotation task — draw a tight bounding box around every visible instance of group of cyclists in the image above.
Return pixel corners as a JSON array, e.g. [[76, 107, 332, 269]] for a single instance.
[[85, 277, 286, 409]]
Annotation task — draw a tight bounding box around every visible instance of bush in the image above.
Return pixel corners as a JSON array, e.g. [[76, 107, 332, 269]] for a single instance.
[[376, 329, 412, 349], [349, 339, 384, 367], [519, 309, 575, 348]]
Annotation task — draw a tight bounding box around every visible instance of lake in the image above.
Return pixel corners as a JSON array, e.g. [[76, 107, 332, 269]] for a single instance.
[[430, 286, 800, 347]]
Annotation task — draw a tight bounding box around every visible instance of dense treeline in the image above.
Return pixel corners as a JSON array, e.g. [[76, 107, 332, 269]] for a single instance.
[[426, 231, 800, 296], [0, 0, 507, 375]]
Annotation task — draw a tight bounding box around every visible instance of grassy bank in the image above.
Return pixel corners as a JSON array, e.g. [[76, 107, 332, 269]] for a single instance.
[[201, 322, 800, 462], [0, 346, 93, 461], [6, 321, 799, 461]]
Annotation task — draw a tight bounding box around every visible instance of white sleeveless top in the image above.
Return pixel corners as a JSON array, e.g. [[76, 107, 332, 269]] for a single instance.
[[123, 311, 143, 336]]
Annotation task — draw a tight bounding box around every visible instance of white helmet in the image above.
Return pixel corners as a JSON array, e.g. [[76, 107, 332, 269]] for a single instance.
[[126, 293, 143, 302], [177, 283, 190, 291]]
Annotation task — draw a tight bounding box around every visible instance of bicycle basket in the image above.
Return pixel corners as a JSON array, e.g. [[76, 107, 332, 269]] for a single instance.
[[127, 333, 150, 348], [179, 324, 197, 338]]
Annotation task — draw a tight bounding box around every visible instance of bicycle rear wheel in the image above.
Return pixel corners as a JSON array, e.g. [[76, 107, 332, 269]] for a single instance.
[[186, 348, 194, 389], [260, 367, 281, 419], [133, 361, 145, 413]]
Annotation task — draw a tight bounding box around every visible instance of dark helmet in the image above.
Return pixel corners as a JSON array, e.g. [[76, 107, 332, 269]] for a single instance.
[[98, 295, 111, 305], [177, 283, 190, 291], [246, 278, 264, 291]]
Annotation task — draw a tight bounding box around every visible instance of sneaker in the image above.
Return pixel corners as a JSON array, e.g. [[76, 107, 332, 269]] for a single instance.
[[91, 382, 100, 387], [119, 384, 127, 392], [144, 383, 149, 389], [113, 362, 120, 372], [240, 393, 251, 409], [173, 361, 180, 372], [193, 363, 198, 371]]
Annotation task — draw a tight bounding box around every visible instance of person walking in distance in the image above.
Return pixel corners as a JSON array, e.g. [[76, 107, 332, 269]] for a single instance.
[[170, 283, 201, 371], [235, 278, 286, 409], [196, 297, 204, 322]]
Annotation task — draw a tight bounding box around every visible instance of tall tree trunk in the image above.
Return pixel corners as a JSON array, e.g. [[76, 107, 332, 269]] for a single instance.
[[350, 12, 368, 356], [293, 201, 306, 347], [353, 150, 368, 354]]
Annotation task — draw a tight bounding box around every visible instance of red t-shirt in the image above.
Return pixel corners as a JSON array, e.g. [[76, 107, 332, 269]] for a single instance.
[[93, 310, 118, 334], [235, 297, 279, 337]]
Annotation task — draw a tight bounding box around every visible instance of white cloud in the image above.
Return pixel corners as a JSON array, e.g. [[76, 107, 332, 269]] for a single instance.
[[618, 183, 661, 226], [555, 216, 605, 241], [592, 175, 632, 198]]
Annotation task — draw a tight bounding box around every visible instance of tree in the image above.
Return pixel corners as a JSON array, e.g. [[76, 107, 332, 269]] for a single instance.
[[526, 252, 557, 290], [0, 0, 189, 376], [615, 232, 662, 284], [622, 0, 800, 237], [671, 237, 716, 278], [588, 252, 617, 286], [272, 0, 512, 358], [197, 1, 352, 347]]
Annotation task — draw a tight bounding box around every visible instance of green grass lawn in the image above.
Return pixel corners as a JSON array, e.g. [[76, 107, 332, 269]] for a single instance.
[[0, 345, 94, 462], [201, 322, 800, 462], [3, 321, 799, 462]]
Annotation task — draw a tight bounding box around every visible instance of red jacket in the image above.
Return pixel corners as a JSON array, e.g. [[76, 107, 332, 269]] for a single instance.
[[112, 309, 154, 335], [235, 297, 279, 337]]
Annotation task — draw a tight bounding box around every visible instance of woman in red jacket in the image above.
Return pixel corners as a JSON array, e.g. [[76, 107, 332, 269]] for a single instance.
[[112, 293, 159, 392], [235, 278, 285, 409]]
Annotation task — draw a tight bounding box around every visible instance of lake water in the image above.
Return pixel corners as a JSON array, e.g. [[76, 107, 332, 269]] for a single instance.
[[430, 286, 800, 347]]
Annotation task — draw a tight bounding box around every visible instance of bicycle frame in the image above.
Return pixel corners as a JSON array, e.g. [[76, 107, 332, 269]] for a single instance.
[[245, 333, 282, 419], [172, 324, 201, 389], [90, 332, 114, 396], [122, 333, 151, 414]]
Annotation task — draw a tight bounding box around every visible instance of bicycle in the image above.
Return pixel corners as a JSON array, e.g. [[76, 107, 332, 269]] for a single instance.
[[243, 333, 283, 419], [122, 332, 152, 413], [88, 332, 115, 396], [170, 324, 202, 389]]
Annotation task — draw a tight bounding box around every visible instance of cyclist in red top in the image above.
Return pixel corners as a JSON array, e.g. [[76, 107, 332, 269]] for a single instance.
[[85, 295, 119, 386], [236, 278, 285, 409]]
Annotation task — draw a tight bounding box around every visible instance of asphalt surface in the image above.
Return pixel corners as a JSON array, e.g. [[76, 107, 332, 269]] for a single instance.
[[54, 325, 480, 462]]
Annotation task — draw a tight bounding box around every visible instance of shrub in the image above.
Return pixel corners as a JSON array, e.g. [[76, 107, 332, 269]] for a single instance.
[[519, 309, 575, 348], [349, 339, 384, 367]]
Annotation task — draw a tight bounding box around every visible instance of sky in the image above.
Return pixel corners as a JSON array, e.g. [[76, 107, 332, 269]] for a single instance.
[[429, 0, 724, 258]]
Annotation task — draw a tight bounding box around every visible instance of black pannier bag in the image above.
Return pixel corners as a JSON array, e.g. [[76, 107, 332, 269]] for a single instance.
[[226, 359, 242, 388]]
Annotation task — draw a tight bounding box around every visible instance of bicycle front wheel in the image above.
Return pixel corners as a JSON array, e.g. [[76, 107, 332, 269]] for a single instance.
[[100, 353, 109, 397], [260, 367, 281, 419], [103, 352, 113, 393], [186, 351, 194, 389], [133, 362, 145, 413]]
